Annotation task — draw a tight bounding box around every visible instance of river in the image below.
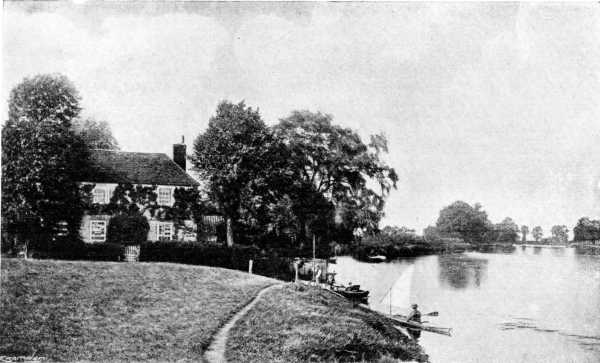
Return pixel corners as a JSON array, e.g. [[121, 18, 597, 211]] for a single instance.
[[330, 246, 600, 362]]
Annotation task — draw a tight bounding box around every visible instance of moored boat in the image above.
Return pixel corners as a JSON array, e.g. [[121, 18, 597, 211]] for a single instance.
[[331, 284, 370, 301], [367, 255, 387, 263]]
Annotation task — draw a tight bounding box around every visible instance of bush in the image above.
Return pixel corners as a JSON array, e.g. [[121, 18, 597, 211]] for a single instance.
[[107, 214, 149, 245]]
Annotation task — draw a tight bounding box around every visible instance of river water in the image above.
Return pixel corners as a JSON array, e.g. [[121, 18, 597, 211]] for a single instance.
[[330, 246, 600, 362]]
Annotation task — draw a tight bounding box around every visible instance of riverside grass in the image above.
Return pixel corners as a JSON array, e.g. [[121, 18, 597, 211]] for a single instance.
[[0, 258, 275, 362], [226, 284, 428, 363]]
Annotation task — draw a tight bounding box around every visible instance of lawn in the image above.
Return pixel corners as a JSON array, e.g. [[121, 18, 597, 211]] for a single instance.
[[0, 258, 276, 362], [226, 284, 428, 362]]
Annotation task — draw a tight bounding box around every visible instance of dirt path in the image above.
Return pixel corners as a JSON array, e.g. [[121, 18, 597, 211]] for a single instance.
[[204, 283, 282, 363]]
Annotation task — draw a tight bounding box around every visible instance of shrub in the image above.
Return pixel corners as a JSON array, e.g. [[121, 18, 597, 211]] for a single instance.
[[107, 214, 149, 245]]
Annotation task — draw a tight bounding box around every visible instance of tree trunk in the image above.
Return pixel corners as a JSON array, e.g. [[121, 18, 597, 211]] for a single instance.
[[226, 217, 234, 247]]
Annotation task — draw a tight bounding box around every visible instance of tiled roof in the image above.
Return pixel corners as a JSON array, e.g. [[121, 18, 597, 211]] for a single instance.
[[79, 149, 199, 187]]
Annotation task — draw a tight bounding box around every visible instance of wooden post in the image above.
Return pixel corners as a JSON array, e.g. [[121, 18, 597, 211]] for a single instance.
[[294, 262, 299, 283], [248, 259, 253, 275], [312, 235, 316, 284], [226, 217, 233, 247]]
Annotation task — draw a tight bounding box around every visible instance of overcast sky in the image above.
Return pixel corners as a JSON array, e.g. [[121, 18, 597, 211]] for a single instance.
[[3, 2, 600, 235]]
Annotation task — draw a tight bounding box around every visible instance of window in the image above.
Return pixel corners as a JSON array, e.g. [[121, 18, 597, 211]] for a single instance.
[[93, 188, 106, 204], [157, 222, 173, 241], [157, 187, 172, 205], [90, 220, 107, 243]]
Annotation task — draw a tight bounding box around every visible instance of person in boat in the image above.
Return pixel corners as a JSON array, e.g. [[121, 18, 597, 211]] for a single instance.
[[407, 304, 421, 323], [406, 304, 422, 340]]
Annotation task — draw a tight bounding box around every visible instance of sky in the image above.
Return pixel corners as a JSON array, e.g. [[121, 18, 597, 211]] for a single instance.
[[3, 2, 600, 236]]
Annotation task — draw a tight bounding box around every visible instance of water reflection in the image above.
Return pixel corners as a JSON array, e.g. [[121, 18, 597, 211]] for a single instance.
[[575, 245, 600, 256], [438, 254, 489, 289], [477, 244, 517, 254]]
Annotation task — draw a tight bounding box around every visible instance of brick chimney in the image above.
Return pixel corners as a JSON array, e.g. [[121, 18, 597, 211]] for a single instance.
[[173, 136, 186, 171]]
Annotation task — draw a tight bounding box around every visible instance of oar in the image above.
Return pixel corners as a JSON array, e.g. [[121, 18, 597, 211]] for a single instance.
[[425, 311, 439, 317]]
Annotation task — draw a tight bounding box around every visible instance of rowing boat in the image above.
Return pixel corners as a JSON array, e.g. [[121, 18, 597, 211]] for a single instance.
[[391, 314, 452, 336], [331, 285, 370, 301]]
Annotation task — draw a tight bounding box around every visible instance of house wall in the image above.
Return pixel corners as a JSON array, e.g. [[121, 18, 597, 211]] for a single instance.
[[79, 183, 224, 244], [81, 182, 182, 207], [81, 213, 198, 243]]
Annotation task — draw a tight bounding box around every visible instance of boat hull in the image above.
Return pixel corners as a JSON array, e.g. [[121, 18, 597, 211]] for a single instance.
[[331, 286, 370, 301], [391, 315, 452, 336]]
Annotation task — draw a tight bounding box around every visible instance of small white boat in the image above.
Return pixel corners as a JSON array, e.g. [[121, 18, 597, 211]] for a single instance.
[[367, 255, 387, 263]]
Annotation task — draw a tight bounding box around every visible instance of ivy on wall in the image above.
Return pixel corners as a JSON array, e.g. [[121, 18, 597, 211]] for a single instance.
[[83, 183, 221, 233]]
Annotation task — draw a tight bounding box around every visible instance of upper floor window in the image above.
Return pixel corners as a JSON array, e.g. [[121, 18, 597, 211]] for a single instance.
[[157, 187, 172, 205], [93, 188, 107, 204]]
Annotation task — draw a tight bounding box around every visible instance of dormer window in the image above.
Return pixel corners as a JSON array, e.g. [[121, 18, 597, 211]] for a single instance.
[[93, 188, 107, 204], [157, 187, 172, 206]]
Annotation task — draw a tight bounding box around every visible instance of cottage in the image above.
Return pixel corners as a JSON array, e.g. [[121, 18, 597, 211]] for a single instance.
[[78, 140, 219, 243]]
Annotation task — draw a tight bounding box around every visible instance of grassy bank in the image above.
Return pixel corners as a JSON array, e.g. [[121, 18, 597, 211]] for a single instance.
[[0, 258, 275, 362], [226, 284, 428, 362]]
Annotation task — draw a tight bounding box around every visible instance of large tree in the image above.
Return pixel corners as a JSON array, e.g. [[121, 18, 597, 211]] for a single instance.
[[2, 74, 89, 248], [531, 226, 543, 242], [435, 201, 490, 244], [573, 217, 600, 241], [551, 225, 569, 244], [521, 225, 529, 243], [273, 111, 398, 239], [72, 117, 119, 150], [492, 217, 519, 243], [191, 101, 288, 246]]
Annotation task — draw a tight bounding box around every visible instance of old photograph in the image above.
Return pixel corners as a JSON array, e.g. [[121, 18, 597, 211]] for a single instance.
[[1, 1, 599, 362]]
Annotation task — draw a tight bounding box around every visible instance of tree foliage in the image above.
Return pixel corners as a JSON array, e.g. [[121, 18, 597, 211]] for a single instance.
[[1, 74, 89, 244], [435, 201, 490, 244], [531, 226, 543, 242], [521, 225, 529, 242], [274, 111, 398, 236], [573, 217, 600, 241], [191, 104, 398, 246], [490, 217, 519, 243], [72, 117, 119, 150], [550, 225, 569, 244], [191, 101, 288, 245], [423, 225, 440, 242]]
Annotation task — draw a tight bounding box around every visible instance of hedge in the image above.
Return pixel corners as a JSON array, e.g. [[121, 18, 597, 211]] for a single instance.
[[139, 241, 295, 280], [18, 239, 302, 281]]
